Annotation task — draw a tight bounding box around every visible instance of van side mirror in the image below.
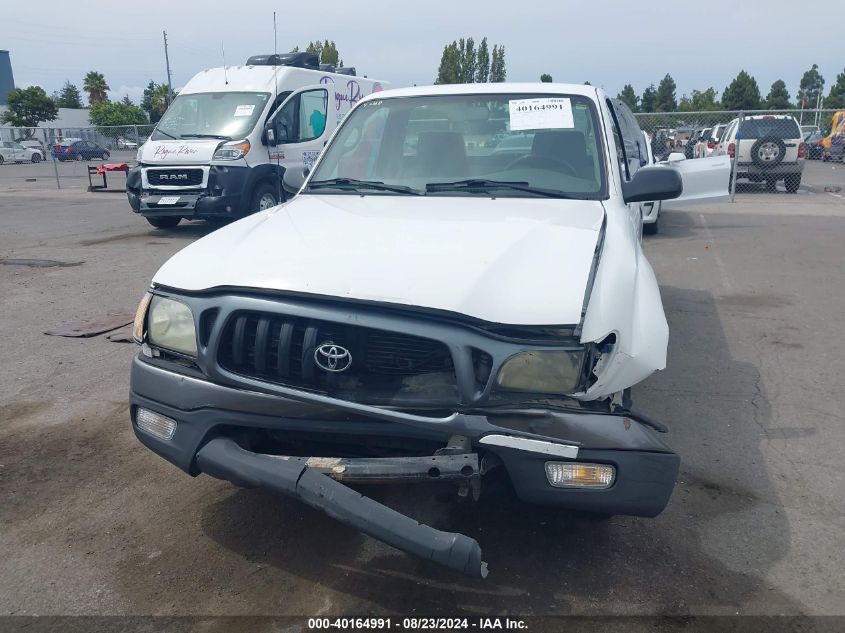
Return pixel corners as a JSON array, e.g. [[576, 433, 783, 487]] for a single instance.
[[622, 166, 682, 203]]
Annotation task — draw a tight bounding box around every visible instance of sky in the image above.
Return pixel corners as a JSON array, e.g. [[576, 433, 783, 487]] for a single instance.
[[4, 0, 843, 106]]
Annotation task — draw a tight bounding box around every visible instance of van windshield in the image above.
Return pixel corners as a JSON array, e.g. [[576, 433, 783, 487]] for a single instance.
[[307, 93, 607, 199], [151, 92, 271, 141]]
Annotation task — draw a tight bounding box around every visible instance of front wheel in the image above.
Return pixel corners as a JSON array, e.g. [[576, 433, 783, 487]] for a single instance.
[[785, 174, 801, 193], [75, 153, 84, 161], [31, 153, 41, 163], [250, 182, 281, 213], [146, 216, 181, 229]]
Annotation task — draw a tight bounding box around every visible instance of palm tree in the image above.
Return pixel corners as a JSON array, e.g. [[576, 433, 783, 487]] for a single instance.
[[83, 71, 110, 105], [151, 83, 175, 115]]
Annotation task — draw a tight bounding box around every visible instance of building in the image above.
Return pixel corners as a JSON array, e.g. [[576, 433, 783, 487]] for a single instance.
[[0, 50, 14, 105], [0, 107, 92, 142]]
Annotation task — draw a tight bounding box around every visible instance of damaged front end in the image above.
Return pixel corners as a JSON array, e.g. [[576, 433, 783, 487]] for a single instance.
[[130, 288, 679, 577]]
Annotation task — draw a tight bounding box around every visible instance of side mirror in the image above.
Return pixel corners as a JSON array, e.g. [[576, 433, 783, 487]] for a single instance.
[[282, 166, 308, 194], [622, 166, 682, 203], [666, 152, 686, 163], [265, 124, 276, 147]]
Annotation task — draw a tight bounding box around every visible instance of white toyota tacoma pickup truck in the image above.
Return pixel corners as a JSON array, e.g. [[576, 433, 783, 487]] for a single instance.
[[130, 83, 730, 577]]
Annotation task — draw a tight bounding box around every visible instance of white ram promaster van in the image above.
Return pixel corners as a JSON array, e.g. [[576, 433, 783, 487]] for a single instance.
[[127, 52, 389, 228]]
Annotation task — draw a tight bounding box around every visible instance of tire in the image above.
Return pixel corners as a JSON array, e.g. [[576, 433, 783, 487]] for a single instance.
[[31, 153, 41, 163], [750, 136, 786, 169], [146, 216, 181, 229], [785, 174, 801, 194], [765, 178, 777, 192], [249, 181, 281, 213], [0, 154, 4, 165], [75, 153, 84, 161], [103, 151, 110, 160]]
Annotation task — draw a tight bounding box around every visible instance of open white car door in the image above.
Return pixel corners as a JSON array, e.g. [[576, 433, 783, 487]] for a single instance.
[[266, 83, 336, 174], [658, 154, 732, 208]]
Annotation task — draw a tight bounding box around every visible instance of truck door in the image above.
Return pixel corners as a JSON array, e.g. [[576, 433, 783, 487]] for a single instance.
[[265, 84, 336, 174]]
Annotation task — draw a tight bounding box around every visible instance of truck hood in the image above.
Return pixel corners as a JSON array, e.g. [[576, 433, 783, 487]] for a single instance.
[[152, 195, 605, 325], [140, 139, 220, 164]]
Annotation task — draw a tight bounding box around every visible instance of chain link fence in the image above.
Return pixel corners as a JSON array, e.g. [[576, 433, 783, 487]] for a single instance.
[[0, 124, 155, 190]]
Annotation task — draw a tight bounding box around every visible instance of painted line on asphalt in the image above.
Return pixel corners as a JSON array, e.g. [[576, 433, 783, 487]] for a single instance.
[[699, 212, 734, 292]]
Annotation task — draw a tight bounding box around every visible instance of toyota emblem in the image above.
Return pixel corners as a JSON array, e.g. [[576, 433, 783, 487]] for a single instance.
[[314, 342, 352, 372]]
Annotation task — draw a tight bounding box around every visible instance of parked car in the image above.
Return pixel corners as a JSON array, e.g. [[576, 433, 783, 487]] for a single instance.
[[800, 125, 821, 137], [16, 139, 46, 160], [52, 140, 111, 162], [694, 123, 727, 158], [827, 134, 845, 162], [116, 137, 139, 150], [0, 140, 43, 164], [638, 129, 663, 234], [685, 127, 710, 159], [714, 114, 805, 192], [128, 83, 729, 576], [803, 131, 826, 159]]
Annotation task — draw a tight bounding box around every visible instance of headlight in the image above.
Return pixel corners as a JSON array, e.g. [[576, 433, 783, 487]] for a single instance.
[[147, 295, 197, 356], [213, 139, 250, 160], [133, 291, 152, 343], [495, 350, 585, 395]]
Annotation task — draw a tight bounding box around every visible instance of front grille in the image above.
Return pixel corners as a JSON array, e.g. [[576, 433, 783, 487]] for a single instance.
[[146, 168, 203, 187], [218, 311, 459, 405]]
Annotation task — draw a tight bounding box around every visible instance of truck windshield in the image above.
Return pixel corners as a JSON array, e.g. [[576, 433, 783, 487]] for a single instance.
[[307, 93, 607, 199], [151, 92, 271, 141]]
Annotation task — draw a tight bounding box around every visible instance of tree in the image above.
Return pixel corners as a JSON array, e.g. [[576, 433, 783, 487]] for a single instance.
[[435, 42, 461, 84], [88, 101, 148, 127], [617, 84, 639, 112], [640, 84, 657, 112], [54, 81, 83, 108], [83, 71, 110, 105], [151, 84, 175, 117], [823, 69, 845, 109], [722, 70, 761, 110], [1, 86, 58, 136], [655, 74, 677, 112], [459, 38, 477, 84], [435, 37, 504, 84], [797, 63, 825, 109], [120, 95, 134, 106], [678, 88, 720, 112], [540, 73, 553, 83], [489, 45, 506, 82], [764, 80, 792, 110], [475, 38, 490, 83]]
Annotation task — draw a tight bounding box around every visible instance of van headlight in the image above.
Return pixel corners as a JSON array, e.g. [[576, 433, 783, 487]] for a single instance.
[[135, 145, 144, 161], [495, 350, 586, 395], [213, 139, 251, 160], [147, 295, 197, 357]]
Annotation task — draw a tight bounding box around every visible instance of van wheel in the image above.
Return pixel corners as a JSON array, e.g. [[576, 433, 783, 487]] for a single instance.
[[250, 182, 280, 213], [146, 217, 181, 229]]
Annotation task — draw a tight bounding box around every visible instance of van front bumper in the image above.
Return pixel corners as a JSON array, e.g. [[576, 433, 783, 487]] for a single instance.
[[130, 355, 679, 574]]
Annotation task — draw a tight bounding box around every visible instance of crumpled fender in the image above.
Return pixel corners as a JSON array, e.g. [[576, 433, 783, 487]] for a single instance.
[[577, 204, 669, 400]]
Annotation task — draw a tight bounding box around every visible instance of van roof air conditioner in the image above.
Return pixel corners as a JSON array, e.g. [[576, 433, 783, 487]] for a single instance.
[[246, 52, 319, 70]]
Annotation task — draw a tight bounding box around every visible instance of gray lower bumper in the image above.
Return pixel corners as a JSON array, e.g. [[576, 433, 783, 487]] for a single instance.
[[129, 355, 680, 574]]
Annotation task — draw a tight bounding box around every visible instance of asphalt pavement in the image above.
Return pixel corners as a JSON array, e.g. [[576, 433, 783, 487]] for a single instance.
[[1, 162, 843, 619]]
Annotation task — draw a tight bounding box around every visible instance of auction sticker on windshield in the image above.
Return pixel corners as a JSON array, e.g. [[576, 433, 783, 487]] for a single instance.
[[509, 98, 574, 131], [234, 104, 255, 117]]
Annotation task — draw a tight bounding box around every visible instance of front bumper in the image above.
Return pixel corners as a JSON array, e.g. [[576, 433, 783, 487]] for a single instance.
[[126, 165, 251, 219], [130, 355, 679, 574]]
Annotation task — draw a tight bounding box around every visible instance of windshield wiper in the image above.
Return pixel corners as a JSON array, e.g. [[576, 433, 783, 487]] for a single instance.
[[426, 179, 575, 199], [153, 128, 179, 140], [307, 178, 423, 195], [179, 133, 232, 140]]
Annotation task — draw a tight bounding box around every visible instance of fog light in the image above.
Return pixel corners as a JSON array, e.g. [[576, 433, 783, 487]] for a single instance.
[[545, 462, 615, 488], [136, 408, 177, 441]]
